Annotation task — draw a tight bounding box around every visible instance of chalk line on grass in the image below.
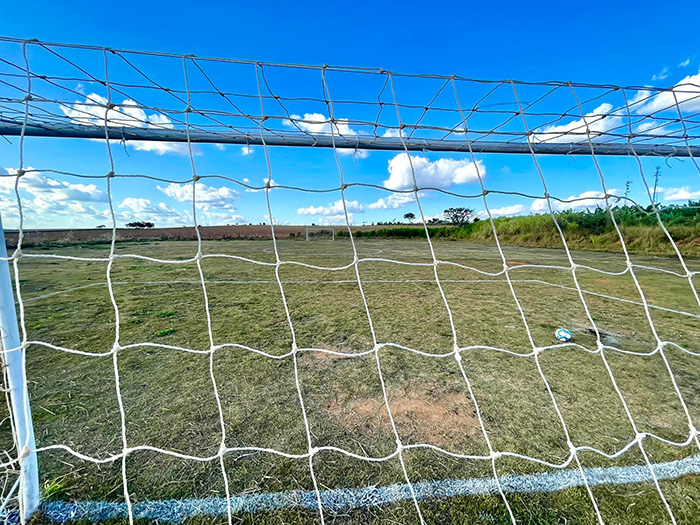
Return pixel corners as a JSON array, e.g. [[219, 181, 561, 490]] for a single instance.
[[33, 453, 700, 523]]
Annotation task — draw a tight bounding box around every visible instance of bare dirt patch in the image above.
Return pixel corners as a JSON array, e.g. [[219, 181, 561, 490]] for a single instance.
[[326, 384, 480, 447]]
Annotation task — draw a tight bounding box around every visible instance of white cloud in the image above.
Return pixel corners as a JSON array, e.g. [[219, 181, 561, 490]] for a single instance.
[[61, 93, 194, 155], [285, 112, 358, 137], [156, 182, 243, 225], [243, 178, 250, 183], [0, 167, 110, 228], [157, 182, 240, 207], [297, 199, 363, 216], [636, 70, 700, 114], [478, 204, 526, 218], [368, 193, 416, 210], [240, 145, 254, 156], [318, 214, 354, 225], [531, 190, 619, 212], [117, 197, 184, 227], [382, 129, 403, 138], [633, 120, 671, 135], [530, 103, 623, 144], [1, 168, 106, 202], [284, 112, 369, 159], [198, 209, 245, 224], [383, 153, 483, 191], [679, 58, 691, 68], [244, 178, 278, 192], [663, 187, 700, 201], [117, 196, 244, 227], [652, 67, 669, 81], [215, 144, 226, 151]]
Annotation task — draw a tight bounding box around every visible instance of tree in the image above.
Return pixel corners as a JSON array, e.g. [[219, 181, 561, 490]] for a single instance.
[[443, 207, 474, 226], [125, 221, 155, 229], [403, 212, 416, 222]]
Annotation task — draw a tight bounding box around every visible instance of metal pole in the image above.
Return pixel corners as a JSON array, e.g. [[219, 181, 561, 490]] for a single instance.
[[0, 214, 39, 521], [1, 120, 700, 157]]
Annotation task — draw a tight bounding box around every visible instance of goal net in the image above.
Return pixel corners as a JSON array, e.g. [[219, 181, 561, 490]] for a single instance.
[[305, 228, 335, 241], [0, 36, 700, 525]]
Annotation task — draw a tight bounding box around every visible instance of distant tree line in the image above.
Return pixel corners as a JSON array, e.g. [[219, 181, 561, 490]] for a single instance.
[[125, 221, 155, 229]]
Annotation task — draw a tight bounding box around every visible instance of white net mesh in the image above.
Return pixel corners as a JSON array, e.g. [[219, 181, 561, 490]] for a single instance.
[[1, 37, 700, 524]]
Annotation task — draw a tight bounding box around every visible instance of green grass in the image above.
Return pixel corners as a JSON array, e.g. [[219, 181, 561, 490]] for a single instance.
[[4, 238, 700, 523]]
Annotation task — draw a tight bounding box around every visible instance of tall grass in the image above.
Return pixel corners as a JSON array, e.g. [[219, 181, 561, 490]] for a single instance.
[[338, 203, 700, 257]]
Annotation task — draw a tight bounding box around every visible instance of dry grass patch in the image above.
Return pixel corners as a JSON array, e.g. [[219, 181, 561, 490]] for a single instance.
[[326, 383, 480, 448]]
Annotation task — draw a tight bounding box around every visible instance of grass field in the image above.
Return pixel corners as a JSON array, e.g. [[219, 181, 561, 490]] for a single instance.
[[4, 237, 700, 524]]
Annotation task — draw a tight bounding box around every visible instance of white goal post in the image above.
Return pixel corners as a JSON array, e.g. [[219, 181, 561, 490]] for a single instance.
[[305, 227, 335, 241]]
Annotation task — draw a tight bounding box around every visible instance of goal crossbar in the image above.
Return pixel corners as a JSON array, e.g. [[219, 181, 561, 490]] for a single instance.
[[1, 120, 699, 157]]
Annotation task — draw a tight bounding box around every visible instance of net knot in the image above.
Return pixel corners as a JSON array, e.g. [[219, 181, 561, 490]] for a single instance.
[[15, 169, 26, 177], [112, 342, 121, 353], [453, 350, 462, 362], [482, 189, 490, 196], [341, 183, 349, 190], [19, 445, 32, 459], [106, 171, 115, 178], [491, 450, 502, 460], [184, 105, 192, 113], [310, 446, 320, 456], [689, 424, 698, 437], [195, 251, 203, 261], [567, 440, 577, 454], [22, 94, 32, 102], [635, 431, 646, 443], [192, 175, 201, 182]]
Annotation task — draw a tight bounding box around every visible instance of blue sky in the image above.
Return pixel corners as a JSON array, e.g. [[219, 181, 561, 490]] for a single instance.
[[0, 0, 699, 229]]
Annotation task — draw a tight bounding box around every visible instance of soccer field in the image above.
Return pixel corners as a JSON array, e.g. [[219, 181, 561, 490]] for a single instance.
[[4, 237, 700, 524]]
